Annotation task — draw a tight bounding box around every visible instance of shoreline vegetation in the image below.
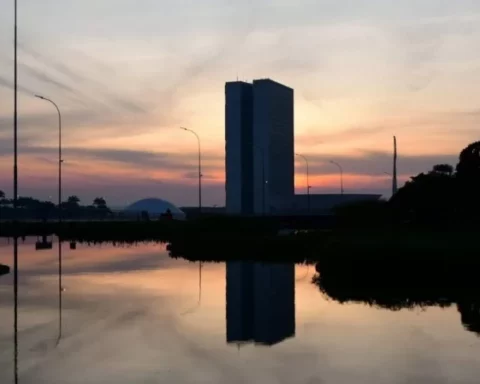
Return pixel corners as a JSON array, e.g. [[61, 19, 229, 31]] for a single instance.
[[2, 204, 480, 258]]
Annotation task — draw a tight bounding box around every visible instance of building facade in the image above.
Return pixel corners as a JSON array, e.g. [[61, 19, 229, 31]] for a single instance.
[[225, 79, 294, 215], [225, 82, 254, 214]]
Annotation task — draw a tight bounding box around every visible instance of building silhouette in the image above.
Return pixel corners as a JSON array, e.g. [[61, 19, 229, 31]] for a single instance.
[[225, 79, 294, 215], [225, 78, 380, 215], [226, 262, 295, 346], [225, 82, 254, 215]]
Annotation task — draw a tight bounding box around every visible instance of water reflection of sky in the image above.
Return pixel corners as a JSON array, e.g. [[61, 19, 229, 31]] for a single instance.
[[1, 240, 480, 383]]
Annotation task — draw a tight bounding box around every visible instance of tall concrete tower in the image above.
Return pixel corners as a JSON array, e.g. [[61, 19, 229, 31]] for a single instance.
[[225, 79, 294, 215], [225, 82, 254, 214], [252, 79, 294, 215]]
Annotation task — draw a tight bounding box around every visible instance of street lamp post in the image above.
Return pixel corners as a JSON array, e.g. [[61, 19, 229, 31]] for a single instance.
[[295, 153, 310, 212], [180, 127, 202, 214], [35, 95, 63, 347], [13, 0, 18, 213], [13, 2, 18, 382], [35, 95, 62, 222], [330, 160, 344, 195]]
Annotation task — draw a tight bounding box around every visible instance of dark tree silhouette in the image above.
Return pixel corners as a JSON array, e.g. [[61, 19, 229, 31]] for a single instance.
[[456, 141, 480, 219], [93, 197, 107, 208], [388, 141, 480, 225], [389, 164, 456, 224], [432, 163, 454, 176], [67, 195, 80, 206], [0, 190, 6, 206], [456, 141, 480, 180]]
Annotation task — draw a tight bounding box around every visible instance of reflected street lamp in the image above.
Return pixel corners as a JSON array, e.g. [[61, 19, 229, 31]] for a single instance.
[[180, 127, 202, 214], [35, 95, 63, 348]]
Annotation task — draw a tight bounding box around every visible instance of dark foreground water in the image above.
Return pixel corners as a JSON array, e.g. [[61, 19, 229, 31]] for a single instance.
[[1, 239, 480, 383]]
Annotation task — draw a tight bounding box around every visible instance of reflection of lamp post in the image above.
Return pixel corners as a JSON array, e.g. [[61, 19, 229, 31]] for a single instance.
[[330, 160, 344, 195], [180, 127, 202, 214], [295, 153, 310, 212], [56, 241, 63, 346], [181, 262, 202, 316], [35, 95, 63, 223]]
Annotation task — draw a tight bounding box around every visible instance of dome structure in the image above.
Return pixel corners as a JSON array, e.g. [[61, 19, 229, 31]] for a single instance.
[[125, 198, 186, 220]]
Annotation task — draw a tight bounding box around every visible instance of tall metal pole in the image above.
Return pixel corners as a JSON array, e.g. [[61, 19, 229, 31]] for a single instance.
[[296, 153, 310, 212], [180, 127, 202, 214], [13, 0, 18, 212], [330, 160, 344, 195], [35, 95, 62, 222], [13, 1, 18, 382]]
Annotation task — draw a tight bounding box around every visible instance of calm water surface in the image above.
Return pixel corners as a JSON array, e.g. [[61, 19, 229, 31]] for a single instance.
[[1, 239, 480, 383]]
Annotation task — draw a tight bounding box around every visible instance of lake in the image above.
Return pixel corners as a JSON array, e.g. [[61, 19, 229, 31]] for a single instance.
[[1, 238, 480, 383]]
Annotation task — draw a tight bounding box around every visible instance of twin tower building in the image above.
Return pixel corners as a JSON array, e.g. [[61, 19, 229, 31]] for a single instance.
[[225, 79, 294, 215]]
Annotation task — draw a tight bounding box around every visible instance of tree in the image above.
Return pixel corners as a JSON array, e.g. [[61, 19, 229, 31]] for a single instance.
[[67, 195, 80, 204], [432, 164, 454, 176], [93, 197, 107, 209], [66, 195, 81, 207], [0, 190, 4, 199], [456, 141, 480, 218], [456, 141, 480, 181], [389, 169, 456, 224]]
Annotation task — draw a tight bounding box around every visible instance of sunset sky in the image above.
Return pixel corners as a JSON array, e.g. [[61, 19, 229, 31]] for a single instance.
[[1, 0, 480, 206]]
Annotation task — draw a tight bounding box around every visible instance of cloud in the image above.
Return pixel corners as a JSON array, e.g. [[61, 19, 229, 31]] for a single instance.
[[301, 150, 459, 177], [19, 62, 78, 95], [296, 126, 386, 146], [0, 139, 223, 171], [0, 74, 38, 96], [0, 171, 226, 207], [17, 59, 147, 114]]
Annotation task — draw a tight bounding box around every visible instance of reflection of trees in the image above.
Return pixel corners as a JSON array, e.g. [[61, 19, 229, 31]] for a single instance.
[[313, 257, 480, 336], [457, 300, 480, 336]]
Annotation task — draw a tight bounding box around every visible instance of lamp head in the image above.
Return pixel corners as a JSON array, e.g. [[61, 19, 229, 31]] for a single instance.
[[35, 94, 45, 100]]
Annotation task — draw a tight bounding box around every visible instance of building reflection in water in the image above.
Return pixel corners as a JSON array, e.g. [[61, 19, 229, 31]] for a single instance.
[[226, 262, 295, 347]]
